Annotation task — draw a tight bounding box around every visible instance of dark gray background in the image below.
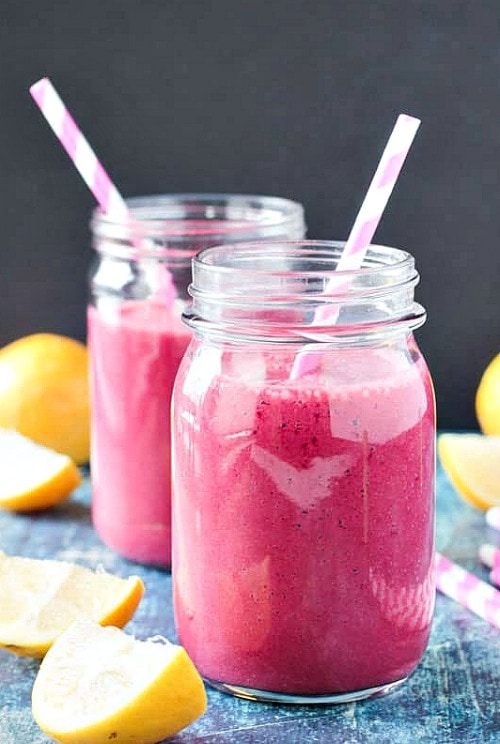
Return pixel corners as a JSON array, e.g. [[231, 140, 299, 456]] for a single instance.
[[1, 1, 498, 428]]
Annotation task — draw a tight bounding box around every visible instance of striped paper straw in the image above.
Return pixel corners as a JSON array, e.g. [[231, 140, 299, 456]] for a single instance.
[[30, 78, 129, 218], [29, 77, 176, 307], [479, 543, 500, 587], [435, 552, 500, 630], [290, 113, 420, 380], [486, 506, 500, 532]]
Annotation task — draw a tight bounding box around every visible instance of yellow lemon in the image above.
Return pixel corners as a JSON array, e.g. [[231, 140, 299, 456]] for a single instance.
[[438, 432, 500, 510], [32, 619, 207, 744], [0, 333, 90, 464], [476, 352, 500, 435], [0, 554, 144, 657], [0, 428, 81, 511]]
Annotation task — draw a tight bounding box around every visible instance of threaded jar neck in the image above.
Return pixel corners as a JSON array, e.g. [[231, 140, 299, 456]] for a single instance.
[[184, 241, 426, 343]]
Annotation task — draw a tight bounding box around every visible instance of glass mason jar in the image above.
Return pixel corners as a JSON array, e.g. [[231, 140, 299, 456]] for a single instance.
[[172, 240, 436, 704], [88, 194, 305, 567]]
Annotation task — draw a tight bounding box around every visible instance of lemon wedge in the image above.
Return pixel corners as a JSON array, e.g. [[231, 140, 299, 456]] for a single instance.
[[0, 554, 144, 657], [32, 619, 207, 744], [438, 432, 500, 510], [0, 428, 81, 511]]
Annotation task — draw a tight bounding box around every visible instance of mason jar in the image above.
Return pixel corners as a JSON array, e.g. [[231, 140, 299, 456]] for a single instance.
[[172, 240, 436, 703], [88, 194, 305, 567]]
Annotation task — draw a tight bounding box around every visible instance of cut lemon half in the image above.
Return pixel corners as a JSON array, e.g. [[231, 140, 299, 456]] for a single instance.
[[0, 554, 144, 657], [438, 432, 500, 510], [32, 620, 207, 744], [0, 429, 81, 512]]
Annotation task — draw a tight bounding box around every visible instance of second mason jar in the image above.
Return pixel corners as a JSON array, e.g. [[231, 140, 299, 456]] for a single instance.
[[88, 194, 305, 567], [172, 240, 436, 703]]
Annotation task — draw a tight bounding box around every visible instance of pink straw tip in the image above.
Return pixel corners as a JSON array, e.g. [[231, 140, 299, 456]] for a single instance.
[[399, 112, 420, 124], [29, 77, 49, 103], [30, 76, 49, 91]]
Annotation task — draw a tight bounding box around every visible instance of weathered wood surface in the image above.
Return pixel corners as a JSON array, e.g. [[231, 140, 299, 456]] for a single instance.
[[0, 457, 498, 743]]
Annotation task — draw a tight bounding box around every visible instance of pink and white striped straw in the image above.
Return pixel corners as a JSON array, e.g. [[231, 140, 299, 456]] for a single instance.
[[29, 77, 176, 306], [290, 113, 420, 379], [436, 552, 500, 630], [30, 77, 130, 219]]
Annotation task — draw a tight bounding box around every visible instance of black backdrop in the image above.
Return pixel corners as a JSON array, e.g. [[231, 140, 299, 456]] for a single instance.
[[1, 0, 499, 429]]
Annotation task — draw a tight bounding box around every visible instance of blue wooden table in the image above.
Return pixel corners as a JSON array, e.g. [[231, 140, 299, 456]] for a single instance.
[[0, 452, 499, 743]]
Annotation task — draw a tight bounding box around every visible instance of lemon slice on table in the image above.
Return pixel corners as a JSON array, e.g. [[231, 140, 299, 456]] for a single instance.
[[0, 554, 144, 657], [438, 432, 500, 510], [0, 428, 81, 511], [32, 619, 207, 744]]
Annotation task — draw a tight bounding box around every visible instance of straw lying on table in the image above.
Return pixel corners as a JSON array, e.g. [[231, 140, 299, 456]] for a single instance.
[[29, 77, 176, 308], [290, 113, 421, 380], [435, 552, 500, 630]]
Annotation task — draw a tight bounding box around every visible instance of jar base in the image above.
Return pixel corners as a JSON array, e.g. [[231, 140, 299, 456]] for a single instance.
[[204, 676, 407, 705]]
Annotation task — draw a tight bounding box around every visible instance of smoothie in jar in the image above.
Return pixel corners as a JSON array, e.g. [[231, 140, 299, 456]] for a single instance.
[[89, 195, 305, 566], [89, 300, 190, 565], [172, 241, 436, 702]]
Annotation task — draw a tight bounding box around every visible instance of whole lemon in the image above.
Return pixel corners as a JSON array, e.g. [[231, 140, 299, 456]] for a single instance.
[[0, 334, 90, 464], [476, 352, 500, 435]]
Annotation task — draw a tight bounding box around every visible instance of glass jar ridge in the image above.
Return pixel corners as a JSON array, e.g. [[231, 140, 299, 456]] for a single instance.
[[185, 240, 426, 342]]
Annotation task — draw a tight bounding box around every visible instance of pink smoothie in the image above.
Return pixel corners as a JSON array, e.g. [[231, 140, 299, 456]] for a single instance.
[[172, 343, 435, 695], [88, 300, 191, 566]]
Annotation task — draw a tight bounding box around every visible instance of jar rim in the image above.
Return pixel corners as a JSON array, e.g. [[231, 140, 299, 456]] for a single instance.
[[193, 240, 414, 279], [186, 241, 426, 342], [91, 193, 305, 240]]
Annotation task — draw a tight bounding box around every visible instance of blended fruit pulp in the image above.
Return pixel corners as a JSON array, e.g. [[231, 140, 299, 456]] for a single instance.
[[173, 342, 435, 695], [88, 300, 191, 566]]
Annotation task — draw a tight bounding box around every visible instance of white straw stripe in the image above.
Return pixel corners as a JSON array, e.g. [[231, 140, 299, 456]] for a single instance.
[[467, 593, 500, 625], [73, 137, 98, 191], [41, 83, 66, 136], [441, 567, 498, 599], [107, 186, 129, 216]]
